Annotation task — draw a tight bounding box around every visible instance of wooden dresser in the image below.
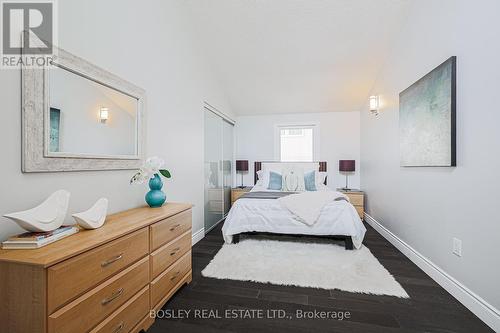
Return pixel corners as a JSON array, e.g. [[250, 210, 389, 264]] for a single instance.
[[338, 190, 364, 219], [0, 203, 193, 333]]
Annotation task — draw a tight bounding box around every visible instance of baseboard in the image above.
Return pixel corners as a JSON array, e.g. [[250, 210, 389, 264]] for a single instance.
[[364, 213, 500, 332], [192, 228, 205, 245], [205, 217, 225, 234]]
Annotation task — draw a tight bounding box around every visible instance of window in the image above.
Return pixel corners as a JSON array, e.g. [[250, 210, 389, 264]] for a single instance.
[[282, 128, 304, 136], [277, 125, 317, 162]]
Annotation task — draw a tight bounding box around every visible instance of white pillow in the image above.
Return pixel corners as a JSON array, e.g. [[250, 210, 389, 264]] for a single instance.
[[283, 170, 299, 191], [280, 167, 307, 192], [316, 171, 328, 186], [256, 170, 271, 188], [291, 168, 305, 191]]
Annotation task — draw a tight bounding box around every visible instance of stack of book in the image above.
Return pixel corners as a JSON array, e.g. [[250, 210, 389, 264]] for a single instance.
[[1, 226, 79, 249]]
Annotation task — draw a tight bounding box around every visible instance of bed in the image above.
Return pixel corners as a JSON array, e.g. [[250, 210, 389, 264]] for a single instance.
[[222, 162, 366, 249]]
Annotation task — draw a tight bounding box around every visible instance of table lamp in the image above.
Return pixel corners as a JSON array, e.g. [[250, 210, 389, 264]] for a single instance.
[[339, 160, 355, 190], [236, 160, 248, 188]]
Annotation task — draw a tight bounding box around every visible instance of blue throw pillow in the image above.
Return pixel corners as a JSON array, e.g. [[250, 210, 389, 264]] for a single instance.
[[267, 171, 283, 190], [304, 171, 317, 191]]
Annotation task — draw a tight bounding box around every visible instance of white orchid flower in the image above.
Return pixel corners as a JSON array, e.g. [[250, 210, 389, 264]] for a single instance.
[[130, 156, 171, 185]]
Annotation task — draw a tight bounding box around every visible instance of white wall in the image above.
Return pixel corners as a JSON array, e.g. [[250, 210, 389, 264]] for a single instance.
[[236, 112, 360, 190], [0, 0, 233, 241], [361, 0, 500, 327]]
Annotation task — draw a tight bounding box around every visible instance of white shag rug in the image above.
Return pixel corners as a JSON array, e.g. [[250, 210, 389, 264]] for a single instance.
[[202, 239, 409, 298]]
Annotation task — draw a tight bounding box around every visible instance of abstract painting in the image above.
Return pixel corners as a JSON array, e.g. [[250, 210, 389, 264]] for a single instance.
[[399, 56, 456, 167], [49, 107, 61, 152]]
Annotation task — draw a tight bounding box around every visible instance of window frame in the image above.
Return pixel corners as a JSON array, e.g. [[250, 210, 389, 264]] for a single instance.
[[274, 123, 320, 162]]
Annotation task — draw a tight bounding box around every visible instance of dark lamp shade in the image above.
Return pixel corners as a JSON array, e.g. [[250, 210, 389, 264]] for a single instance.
[[339, 160, 355, 172], [236, 160, 249, 172]]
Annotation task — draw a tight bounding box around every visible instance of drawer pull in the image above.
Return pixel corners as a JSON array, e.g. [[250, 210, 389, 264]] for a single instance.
[[169, 224, 181, 231], [101, 253, 123, 267], [101, 288, 124, 305], [170, 247, 180, 256], [170, 271, 180, 281], [113, 321, 124, 333]]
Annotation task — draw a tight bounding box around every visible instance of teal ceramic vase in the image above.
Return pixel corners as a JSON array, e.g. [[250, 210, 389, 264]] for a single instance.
[[145, 174, 166, 208]]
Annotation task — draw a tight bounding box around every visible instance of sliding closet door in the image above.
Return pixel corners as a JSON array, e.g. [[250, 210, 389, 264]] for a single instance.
[[204, 110, 224, 232], [222, 120, 234, 216], [204, 109, 234, 233]]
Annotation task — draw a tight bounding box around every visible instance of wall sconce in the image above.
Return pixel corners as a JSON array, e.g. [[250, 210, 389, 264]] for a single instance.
[[369, 95, 379, 116], [99, 107, 109, 123]]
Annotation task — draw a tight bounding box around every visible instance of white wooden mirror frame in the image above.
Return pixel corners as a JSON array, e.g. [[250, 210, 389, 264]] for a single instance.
[[22, 45, 146, 172]]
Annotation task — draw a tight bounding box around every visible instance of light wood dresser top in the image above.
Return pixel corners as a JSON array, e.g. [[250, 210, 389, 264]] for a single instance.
[[0, 202, 192, 267]]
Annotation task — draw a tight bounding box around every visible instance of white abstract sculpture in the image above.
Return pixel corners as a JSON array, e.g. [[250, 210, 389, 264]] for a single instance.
[[72, 198, 108, 230], [3, 190, 71, 232]]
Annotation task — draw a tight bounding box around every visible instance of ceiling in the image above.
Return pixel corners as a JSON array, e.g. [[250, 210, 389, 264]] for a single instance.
[[184, 0, 411, 115]]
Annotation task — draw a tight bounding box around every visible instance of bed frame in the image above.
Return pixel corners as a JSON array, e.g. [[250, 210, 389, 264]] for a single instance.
[[232, 233, 354, 250], [232, 161, 354, 250]]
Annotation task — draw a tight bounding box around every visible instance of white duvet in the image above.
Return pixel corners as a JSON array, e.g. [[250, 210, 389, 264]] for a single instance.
[[222, 188, 366, 249], [278, 191, 348, 226]]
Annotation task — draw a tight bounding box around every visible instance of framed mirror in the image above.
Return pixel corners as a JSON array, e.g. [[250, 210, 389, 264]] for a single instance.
[[22, 45, 146, 172]]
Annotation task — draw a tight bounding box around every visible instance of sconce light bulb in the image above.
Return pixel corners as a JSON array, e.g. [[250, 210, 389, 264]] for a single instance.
[[99, 107, 109, 123], [369, 95, 379, 115]]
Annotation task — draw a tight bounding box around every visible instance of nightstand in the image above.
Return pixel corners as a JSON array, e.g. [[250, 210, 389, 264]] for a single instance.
[[338, 189, 364, 220], [231, 187, 252, 205]]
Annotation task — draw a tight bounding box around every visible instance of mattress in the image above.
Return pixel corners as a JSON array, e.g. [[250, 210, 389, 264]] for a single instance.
[[222, 189, 366, 249]]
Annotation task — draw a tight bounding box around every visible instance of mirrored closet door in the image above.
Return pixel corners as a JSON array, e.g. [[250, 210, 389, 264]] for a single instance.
[[204, 107, 234, 233]]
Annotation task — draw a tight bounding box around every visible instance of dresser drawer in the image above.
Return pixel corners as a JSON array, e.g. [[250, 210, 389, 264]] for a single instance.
[[89, 285, 149, 333], [151, 251, 191, 307], [151, 230, 191, 279], [48, 257, 149, 333], [150, 210, 191, 251], [47, 228, 149, 313], [130, 316, 154, 333]]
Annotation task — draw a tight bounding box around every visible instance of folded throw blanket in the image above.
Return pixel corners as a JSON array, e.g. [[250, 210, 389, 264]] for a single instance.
[[239, 191, 296, 200], [277, 191, 348, 226]]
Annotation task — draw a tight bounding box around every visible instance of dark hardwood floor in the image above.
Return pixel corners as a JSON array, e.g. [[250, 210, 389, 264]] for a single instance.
[[148, 222, 493, 333]]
